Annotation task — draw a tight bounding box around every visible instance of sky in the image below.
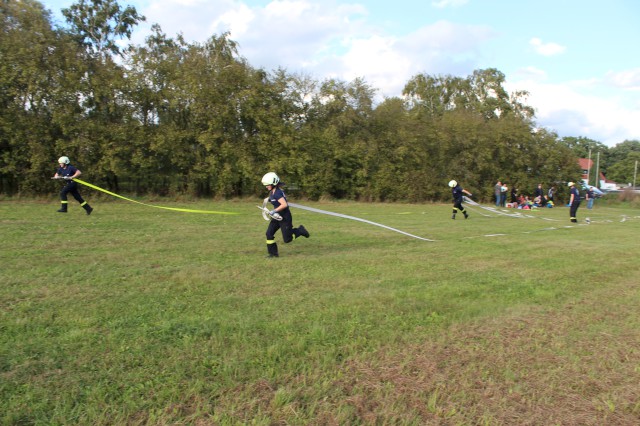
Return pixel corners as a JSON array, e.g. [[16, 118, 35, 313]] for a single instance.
[[42, 0, 640, 147]]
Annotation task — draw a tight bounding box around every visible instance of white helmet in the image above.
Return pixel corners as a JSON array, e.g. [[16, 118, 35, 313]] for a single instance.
[[567, 181, 575, 187], [261, 172, 280, 186], [448, 180, 457, 188], [58, 156, 70, 165]]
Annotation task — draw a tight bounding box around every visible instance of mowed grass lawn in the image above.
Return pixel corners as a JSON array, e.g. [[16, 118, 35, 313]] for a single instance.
[[1, 197, 639, 425]]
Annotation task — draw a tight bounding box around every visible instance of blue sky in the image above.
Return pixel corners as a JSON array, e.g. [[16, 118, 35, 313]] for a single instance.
[[43, 0, 640, 146]]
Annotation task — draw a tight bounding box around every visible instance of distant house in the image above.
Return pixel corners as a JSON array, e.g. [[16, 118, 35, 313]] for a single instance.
[[578, 158, 619, 190]]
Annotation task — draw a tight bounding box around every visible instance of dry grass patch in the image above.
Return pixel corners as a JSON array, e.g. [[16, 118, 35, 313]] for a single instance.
[[216, 279, 640, 425], [325, 281, 640, 425]]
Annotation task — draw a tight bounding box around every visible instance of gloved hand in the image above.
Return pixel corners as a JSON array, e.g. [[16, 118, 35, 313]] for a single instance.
[[268, 210, 283, 221]]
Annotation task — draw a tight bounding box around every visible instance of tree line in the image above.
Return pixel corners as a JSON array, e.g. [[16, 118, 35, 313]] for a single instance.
[[2, 0, 638, 202]]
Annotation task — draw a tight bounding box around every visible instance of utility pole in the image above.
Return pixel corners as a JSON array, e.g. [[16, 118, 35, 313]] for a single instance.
[[634, 160, 638, 189], [595, 152, 600, 189], [587, 147, 592, 186]]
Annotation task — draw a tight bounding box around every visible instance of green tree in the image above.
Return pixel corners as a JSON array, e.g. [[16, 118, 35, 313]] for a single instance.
[[403, 69, 534, 122], [58, 0, 145, 189], [299, 77, 376, 199], [466, 68, 534, 122], [0, 0, 75, 194], [261, 69, 319, 187], [125, 27, 193, 194], [0, 4, 593, 205], [467, 68, 512, 120], [559, 136, 610, 185], [608, 140, 640, 164], [403, 73, 467, 116], [606, 141, 640, 186], [62, 0, 144, 59], [180, 33, 266, 197], [560, 136, 608, 161], [606, 152, 640, 187]]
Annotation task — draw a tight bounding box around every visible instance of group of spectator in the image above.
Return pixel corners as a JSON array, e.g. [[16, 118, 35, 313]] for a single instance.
[[490, 179, 598, 223], [494, 181, 557, 210]]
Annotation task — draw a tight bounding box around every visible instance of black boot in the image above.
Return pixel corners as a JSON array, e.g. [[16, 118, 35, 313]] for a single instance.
[[82, 203, 93, 215], [57, 203, 68, 213], [464, 211, 469, 219], [267, 242, 279, 258], [298, 225, 310, 238]]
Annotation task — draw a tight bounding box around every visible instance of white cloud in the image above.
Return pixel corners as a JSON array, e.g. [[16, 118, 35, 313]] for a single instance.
[[431, 0, 469, 8], [204, 1, 369, 74], [401, 20, 494, 53], [338, 35, 410, 94], [529, 37, 566, 56], [210, 4, 254, 37], [507, 77, 640, 145], [512, 66, 548, 81], [605, 68, 640, 90], [307, 20, 494, 100], [144, 0, 492, 100], [141, 0, 237, 42]]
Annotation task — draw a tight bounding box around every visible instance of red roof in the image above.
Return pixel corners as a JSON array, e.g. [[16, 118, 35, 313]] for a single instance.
[[579, 158, 614, 183], [578, 158, 593, 170]]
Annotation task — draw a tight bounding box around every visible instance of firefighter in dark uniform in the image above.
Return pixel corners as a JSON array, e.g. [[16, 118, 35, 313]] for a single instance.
[[449, 179, 472, 219], [53, 156, 93, 215], [568, 181, 580, 223], [262, 172, 309, 257]]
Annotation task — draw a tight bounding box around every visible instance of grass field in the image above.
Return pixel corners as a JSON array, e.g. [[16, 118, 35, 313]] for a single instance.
[[1, 196, 639, 425]]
